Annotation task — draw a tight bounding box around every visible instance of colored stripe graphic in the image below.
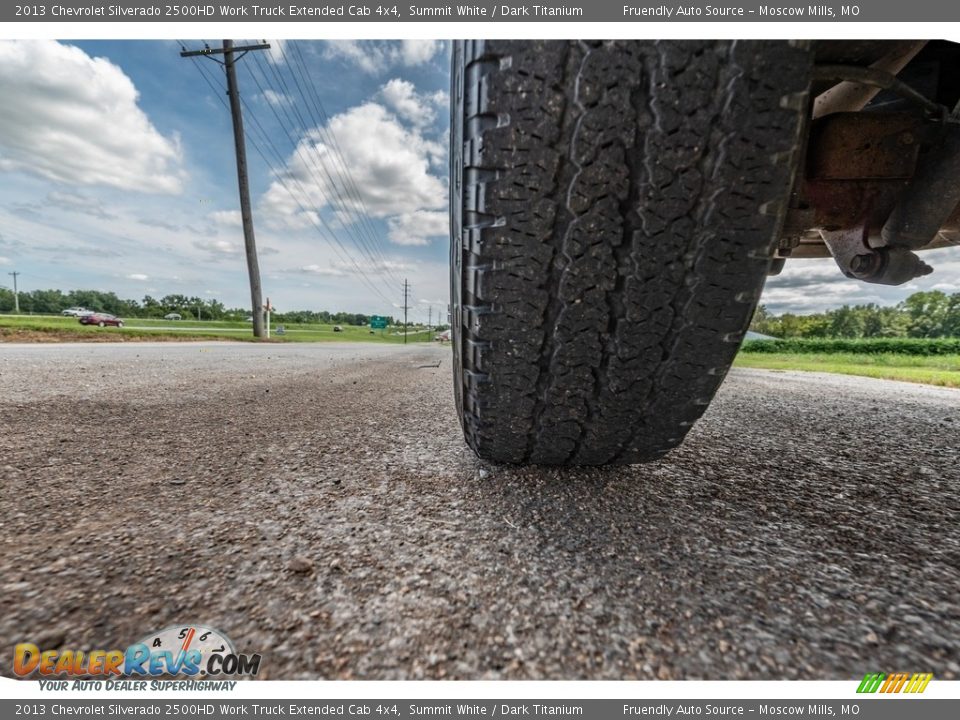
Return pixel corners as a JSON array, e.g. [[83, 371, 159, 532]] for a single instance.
[[905, 673, 934, 693], [857, 672, 932, 693], [891, 673, 910, 693], [857, 673, 885, 693]]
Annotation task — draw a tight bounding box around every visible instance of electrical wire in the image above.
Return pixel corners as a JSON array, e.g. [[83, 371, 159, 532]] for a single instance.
[[282, 41, 405, 286], [247, 50, 404, 288], [242, 54, 393, 277], [180, 43, 397, 307]]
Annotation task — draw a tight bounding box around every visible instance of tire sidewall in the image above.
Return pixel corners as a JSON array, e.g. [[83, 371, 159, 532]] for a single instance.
[[449, 41, 466, 425]]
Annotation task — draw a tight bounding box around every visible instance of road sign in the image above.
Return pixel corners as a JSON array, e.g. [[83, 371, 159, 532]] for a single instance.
[[370, 316, 388, 329]]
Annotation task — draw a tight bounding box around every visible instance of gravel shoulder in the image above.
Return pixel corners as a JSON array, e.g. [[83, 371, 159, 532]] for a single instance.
[[1, 343, 957, 680]]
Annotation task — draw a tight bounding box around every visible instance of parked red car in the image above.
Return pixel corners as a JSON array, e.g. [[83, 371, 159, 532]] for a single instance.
[[79, 313, 124, 328]]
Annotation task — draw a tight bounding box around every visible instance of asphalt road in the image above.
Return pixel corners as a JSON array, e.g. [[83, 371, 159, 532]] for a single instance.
[[0, 342, 957, 680]]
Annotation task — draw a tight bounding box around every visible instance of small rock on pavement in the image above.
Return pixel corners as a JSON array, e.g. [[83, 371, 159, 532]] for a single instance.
[[288, 556, 315, 574]]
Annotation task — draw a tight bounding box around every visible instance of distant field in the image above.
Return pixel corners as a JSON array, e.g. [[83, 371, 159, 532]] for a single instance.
[[0, 314, 436, 344], [735, 350, 960, 389]]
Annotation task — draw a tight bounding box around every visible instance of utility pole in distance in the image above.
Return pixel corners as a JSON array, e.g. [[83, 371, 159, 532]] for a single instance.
[[181, 40, 270, 339], [428, 305, 432, 332], [7, 271, 19, 313], [402, 279, 411, 344]]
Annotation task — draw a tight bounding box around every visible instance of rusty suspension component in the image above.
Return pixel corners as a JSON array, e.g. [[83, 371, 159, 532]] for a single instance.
[[782, 106, 960, 285]]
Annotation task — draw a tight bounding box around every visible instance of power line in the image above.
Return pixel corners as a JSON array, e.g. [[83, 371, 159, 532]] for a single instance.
[[233, 75, 397, 307], [182, 40, 413, 314], [183, 44, 397, 309], [180, 40, 272, 339], [8, 271, 20, 313], [280, 41, 398, 281], [242, 56, 387, 273], [281, 42, 405, 287], [246, 51, 403, 288], [402, 279, 411, 344]]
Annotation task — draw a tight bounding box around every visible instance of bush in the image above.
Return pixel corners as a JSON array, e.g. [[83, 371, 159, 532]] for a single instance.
[[740, 338, 960, 356]]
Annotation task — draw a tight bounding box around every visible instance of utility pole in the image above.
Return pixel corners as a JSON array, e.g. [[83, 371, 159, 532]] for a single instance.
[[428, 305, 432, 332], [7, 271, 19, 313], [181, 40, 271, 339], [402, 279, 411, 344]]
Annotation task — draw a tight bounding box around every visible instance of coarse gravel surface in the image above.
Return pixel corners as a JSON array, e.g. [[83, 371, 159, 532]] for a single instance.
[[0, 342, 957, 680]]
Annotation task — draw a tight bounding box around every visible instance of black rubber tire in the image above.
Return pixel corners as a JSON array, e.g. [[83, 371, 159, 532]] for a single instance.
[[449, 40, 813, 466]]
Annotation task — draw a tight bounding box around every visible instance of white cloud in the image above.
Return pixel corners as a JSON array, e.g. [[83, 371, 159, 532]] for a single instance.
[[387, 210, 447, 246], [261, 89, 292, 107], [369, 259, 413, 273], [323, 41, 388, 74], [380, 79, 447, 128], [0, 256, 10, 265], [761, 248, 960, 314], [323, 40, 445, 75], [298, 264, 347, 277], [0, 41, 184, 194], [400, 40, 445, 66], [127, 273, 149, 281], [260, 102, 446, 226], [209, 210, 242, 227], [194, 239, 242, 258], [46, 190, 116, 219], [265, 39, 287, 65], [293, 258, 412, 278]]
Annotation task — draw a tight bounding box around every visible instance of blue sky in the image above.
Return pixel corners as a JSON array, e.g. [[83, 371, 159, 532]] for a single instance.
[[0, 40, 451, 321], [0, 39, 957, 319]]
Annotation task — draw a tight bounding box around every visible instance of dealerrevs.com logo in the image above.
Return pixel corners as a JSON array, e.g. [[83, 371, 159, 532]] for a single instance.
[[857, 672, 934, 694], [13, 625, 261, 678]]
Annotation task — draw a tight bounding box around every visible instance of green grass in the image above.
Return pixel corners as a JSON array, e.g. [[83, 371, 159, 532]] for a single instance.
[[734, 351, 960, 389], [741, 337, 960, 355], [0, 314, 436, 344]]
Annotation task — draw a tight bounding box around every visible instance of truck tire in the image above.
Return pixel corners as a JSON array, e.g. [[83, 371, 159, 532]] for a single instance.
[[450, 40, 813, 465]]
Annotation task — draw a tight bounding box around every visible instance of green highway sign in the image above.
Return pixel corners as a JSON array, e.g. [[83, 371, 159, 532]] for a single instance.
[[370, 316, 388, 329]]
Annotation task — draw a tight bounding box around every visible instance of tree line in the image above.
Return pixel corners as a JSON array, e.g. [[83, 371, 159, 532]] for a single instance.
[[0, 287, 399, 326], [751, 291, 960, 339], [12, 284, 953, 336]]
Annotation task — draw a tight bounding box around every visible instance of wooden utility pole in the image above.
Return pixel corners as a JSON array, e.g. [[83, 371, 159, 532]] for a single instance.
[[402, 279, 410, 344], [181, 40, 271, 339], [7, 271, 19, 313]]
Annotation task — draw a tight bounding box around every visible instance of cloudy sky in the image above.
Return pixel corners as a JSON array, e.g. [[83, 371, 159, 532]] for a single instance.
[[763, 247, 960, 314], [0, 39, 957, 319], [0, 39, 450, 321]]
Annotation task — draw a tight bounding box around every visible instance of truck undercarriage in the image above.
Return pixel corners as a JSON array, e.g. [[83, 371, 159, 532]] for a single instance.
[[780, 40, 960, 285]]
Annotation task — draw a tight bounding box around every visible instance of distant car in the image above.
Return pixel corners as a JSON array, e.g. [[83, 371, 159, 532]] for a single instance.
[[333, 325, 343, 333], [164, 313, 182, 321], [62, 307, 92, 317], [79, 313, 123, 328], [435, 329, 451, 342]]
